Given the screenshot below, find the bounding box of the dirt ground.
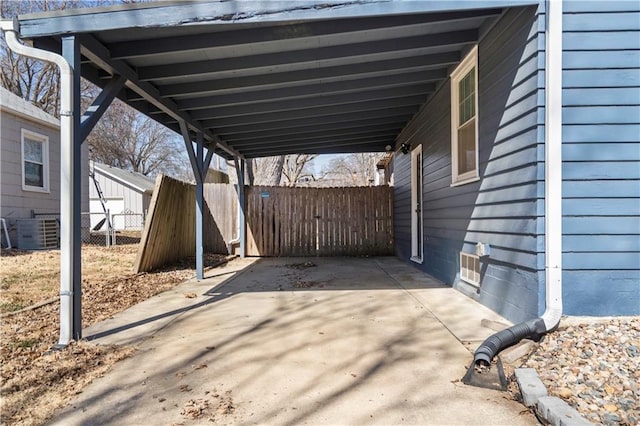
[0,244,228,426]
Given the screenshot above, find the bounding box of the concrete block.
[536,396,593,426]
[514,368,547,407]
[501,339,536,364]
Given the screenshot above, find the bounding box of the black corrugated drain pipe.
[462,318,549,390]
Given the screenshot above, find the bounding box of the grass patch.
[11,338,40,350]
[0,301,25,313]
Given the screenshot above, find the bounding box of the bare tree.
[321,153,382,186]
[1,1,65,116]
[86,99,187,177]
[249,155,285,186]
[282,154,317,186]
[0,1,122,116]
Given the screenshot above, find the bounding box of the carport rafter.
[195,96,428,129]
[220,118,408,141]
[157,53,456,98]
[177,70,445,112]
[244,143,390,158]
[137,30,478,81]
[240,137,396,157]
[225,125,404,146]
[201,107,419,135]
[169,85,435,120]
[109,9,500,60]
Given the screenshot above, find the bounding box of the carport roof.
[15,0,535,159]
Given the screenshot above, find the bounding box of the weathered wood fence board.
[203,183,238,254]
[246,186,393,257]
[136,180,393,270]
[135,175,195,272]
[135,176,238,272]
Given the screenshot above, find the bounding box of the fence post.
[105,208,111,247]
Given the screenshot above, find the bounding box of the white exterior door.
[411,145,423,263]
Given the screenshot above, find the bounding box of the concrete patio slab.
[50,257,535,425]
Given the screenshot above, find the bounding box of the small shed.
[89,162,155,231]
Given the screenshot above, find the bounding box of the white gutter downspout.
[226,208,241,255]
[541,0,563,330]
[1,19,75,346]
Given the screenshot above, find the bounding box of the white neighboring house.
[0,86,89,249]
[89,162,156,231]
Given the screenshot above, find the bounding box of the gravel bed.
[522,317,640,425]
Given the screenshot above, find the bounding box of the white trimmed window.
[450,46,479,185]
[21,129,49,192]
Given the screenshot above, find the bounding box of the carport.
[0,0,543,347]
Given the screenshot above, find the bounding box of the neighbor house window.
[21,129,49,192]
[450,46,479,185]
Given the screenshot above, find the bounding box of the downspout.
[226,159,242,254]
[1,19,75,346]
[226,207,241,255]
[468,0,563,369]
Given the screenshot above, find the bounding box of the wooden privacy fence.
[135,176,238,272]
[136,179,392,271]
[246,186,393,257]
[135,175,194,272]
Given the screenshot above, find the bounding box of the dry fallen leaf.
[0,245,229,426]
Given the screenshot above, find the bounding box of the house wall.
[1,108,89,243]
[394,6,544,323]
[561,1,640,315]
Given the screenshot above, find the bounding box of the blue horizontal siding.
[563,127,639,143]
[564,162,640,179]
[563,106,640,124]
[562,69,640,88]
[564,88,640,106]
[564,51,640,69]
[564,31,640,50]
[563,216,640,235]
[393,5,544,323]
[561,1,640,316]
[564,11,640,31]
[563,271,640,316]
[564,180,640,198]
[564,1,640,13]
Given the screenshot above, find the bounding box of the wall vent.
[16,218,59,250]
[460,252,481,286]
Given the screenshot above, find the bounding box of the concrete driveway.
[50,257,536,425]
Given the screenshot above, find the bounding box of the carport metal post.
[180,122,214,280]
[61,35,83,341]
[235,158,246,258]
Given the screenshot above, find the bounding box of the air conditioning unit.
[16,218,59,250]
